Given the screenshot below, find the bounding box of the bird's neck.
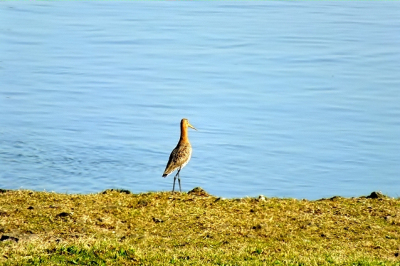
[179,124,189,143]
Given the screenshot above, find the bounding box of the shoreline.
[0,187,394,201]
[1,188,399,265]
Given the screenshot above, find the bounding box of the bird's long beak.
[188,123,197,131]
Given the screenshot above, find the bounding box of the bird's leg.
[176,168,182,192]
[172,172,178,193]
[178,172,182,192]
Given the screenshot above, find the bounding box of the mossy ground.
[0,188,399,265]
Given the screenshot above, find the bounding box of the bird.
[162,118,197,192]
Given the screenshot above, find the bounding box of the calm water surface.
[1,2,399,199]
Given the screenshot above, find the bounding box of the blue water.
[1,2,399,200]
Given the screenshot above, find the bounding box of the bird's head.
[181,118,197,131]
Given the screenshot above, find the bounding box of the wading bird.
[162,118,197,192]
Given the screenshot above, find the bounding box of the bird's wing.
[163,143,191,176]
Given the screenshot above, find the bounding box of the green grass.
[0,188,399,265]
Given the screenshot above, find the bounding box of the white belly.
[180,149,192,169]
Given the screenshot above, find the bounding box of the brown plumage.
[162,118,197,192]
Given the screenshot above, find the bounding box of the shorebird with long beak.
[162,118,197,192]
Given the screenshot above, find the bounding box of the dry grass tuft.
[0,189,399,265]
[187,187,210,197]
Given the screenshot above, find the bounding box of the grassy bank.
[0,188,399,265]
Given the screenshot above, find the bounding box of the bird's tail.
[162,173,168,178]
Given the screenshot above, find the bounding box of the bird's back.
[162,142,192,177]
